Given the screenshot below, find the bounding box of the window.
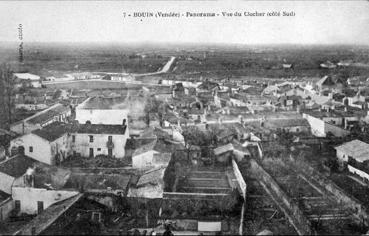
[15,200,20,213]
[37,201,44,214]
[97,148,101,151]
[72,135,75,142]
[89,135,94,143]
[29,146,33,153]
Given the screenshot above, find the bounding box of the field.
[171,45,369,80]
[0,42,170,75]
[1,42,369,81]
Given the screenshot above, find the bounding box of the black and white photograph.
[0,0,369,235]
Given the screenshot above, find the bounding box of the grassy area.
[62,155,131,168]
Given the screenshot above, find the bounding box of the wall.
[303,113,325,137]
[52,134,73,163]
[9,133,53,165]
[322,117,343,126]
[348,165,369,181]
[0,172,15,194]
[75,109,129,125]
[324,122,350,137]
[336,150,348,163]
[12,187,79,215]
[303,113,350,137]
[0,198,14,221]
[232,159,247,200]
[250,159,311,235]
[132,150,158,169]
[285,126,310,133]
[15,104,48,111]
[72,133,127,158]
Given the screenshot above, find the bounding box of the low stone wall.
[0,198,14,221]
[250,159,311,235]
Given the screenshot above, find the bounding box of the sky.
[0,1,368,45]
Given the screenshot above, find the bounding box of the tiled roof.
[32,122,70,142]
[136,167,165,187]
[32,122,127,142]
[78,96,128,109]
[18,194,83,235]
[214,143,234,155]
[0,155,37,178]
[27,103,70,125]
[75,124,127,135]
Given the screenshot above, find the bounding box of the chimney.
[25,167,35,187]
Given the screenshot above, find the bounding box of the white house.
[75,96,129,126]
[71,123,129,158]
[11,163,79,215]
[10,121,130,164]
[9,123,71,165]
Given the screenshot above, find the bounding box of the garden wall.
[250,159,311,235]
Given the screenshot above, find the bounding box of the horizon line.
[1,40,369,47]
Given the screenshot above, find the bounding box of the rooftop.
[77,96,128,110]
[32,122,70,142]
[13,73,40,81]
[13,162,71,190]
[17,194,83,235]
[264,118,310,128]
[31,122,128,142]
[335,139,369,162]
[0,155,37,178]
[25,103,70,125]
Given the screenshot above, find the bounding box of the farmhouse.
[9,121,130,165]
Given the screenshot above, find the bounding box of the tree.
[182,126,207,161]
[0,64,15,130]
[144,97,165,126]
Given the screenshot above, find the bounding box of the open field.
[2,43,369,80]
[0,42,170,74]
[171,44,369,80]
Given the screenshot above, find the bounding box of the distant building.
[13,73,42,88]
[335,139,369,165]
[315,75,345,92]
[335,140,369,182]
